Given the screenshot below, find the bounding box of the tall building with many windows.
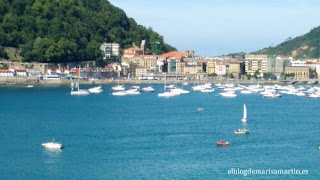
[245,55,268,76]
[100,43,120,60]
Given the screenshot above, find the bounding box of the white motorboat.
[295,92,306,96]
[240,90,253,94]
[42,138,64,149]
[263,93,281,98]
[131,86,140,90]
[171,88,190,94]
[88,86,103,93]
[140,86,154,92]
[71,89,90,95]
[241,104,247,123]
[165,84,175,89]
[200,88,215,93]
[27,85,34,88]
[183,82,189,86]
[112,91,127,96]
[126,89,140,95]
[158,92,175,97]
[309,94,319,98]
[219,92,237,97]
[192,84,212,91]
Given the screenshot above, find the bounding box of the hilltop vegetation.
[0,0,176,63]
[255,26,320,59]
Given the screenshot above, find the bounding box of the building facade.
[206,60,216,74]
[245,55,268,75]
[100,43,120,60]
[285,66,311,79]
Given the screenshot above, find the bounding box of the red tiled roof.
[160,51,185,59]
[14,67,26,71]
[0,69,11,72]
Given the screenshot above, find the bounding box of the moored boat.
[42,138,64,149]
[216,141,231,146]
[234,128,250,135]
[140,86,154,92]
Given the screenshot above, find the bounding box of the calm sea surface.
[0,84,319,179]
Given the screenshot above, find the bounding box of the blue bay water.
[0,85,319,179]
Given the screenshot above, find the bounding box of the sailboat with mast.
[71,66,90,95]
[158,73,175,97]
[241,104,247,123]
[112,79,125,91]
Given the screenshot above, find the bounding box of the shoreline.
[0,77,318,86]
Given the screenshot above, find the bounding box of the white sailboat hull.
[71,89,90,95]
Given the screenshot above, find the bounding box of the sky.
[108,0,320,57]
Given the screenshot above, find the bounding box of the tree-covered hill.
[254,26,320,59]
[0,0,176,63]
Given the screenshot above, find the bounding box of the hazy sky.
[108,0,320,56]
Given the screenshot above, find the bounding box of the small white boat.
[240,90,253,94]
[171,88,190,94]
[241,104,247,123]
[126,89,140,95]
[309,94,319,98]
[183,82,189,86]
[140,86,154,92]
[263,93,281,98]
[112,80,125,91]
[158,92,175,97]
[27,85,34,88]
[112,91,127,96]
[71,89,90,95]
[200,88,215,93]
[165,84,175,89]
[88,86,103,93]
[295,92,306,96]
[42,138,64,149]
[131,86,140,90]
[234,128,250,135]
[112,85,125,91]
[219,92,237,97]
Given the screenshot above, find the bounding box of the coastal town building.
[215,61,226,75]
[226,61,243,77]
[285,66,311,79]
[136,66,147,78]
[245,55,268,76]
[27,69,41,77]
[0,69,14,76]
[206,60,216,74]
[14,67,27,76]
[267,56,292,76]
[100,43,120,60]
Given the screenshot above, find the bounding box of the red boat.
[216,141,231,146]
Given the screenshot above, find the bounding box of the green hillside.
[255,26,320,59]
[0,0,176,63]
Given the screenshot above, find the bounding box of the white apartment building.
[245,55,268,76]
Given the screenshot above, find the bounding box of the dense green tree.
[0,0,176,62]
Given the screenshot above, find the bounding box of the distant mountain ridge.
[254,26,320,59]
[0,0,176,63]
